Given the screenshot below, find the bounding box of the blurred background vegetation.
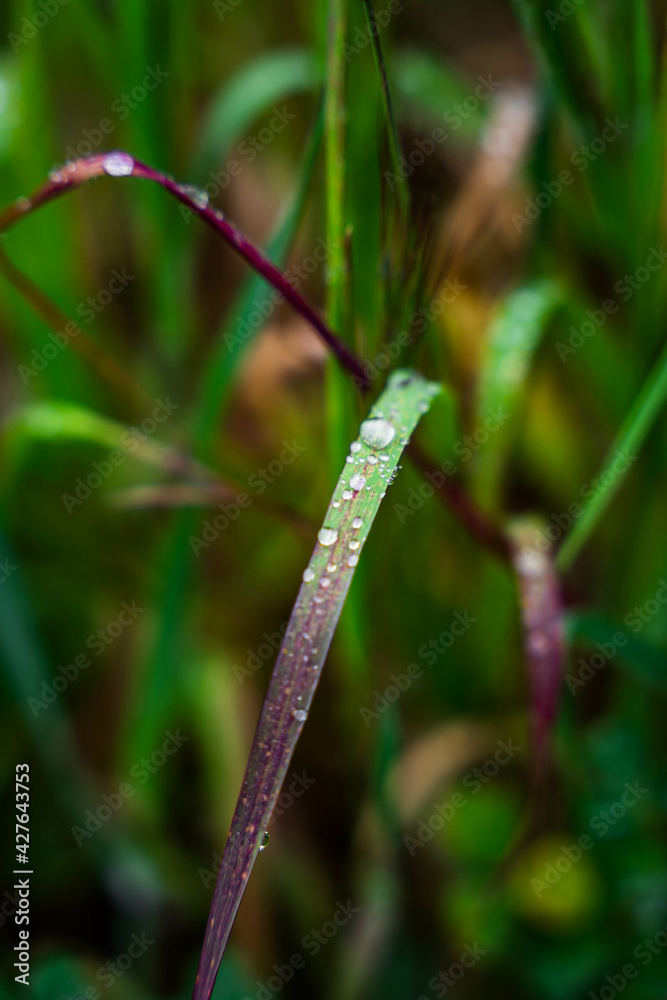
[0,0,666,997]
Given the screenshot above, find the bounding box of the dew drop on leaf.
[359,418,395,450]
[318,527,338,547]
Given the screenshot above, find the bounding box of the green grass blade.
[557,338,667,571]
[474,280,562,508]
[361,0,409,225]
[192,49,320,179]
[324,0,352,476]
[192,369,440,1000]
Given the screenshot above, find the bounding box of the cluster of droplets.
[301,413,414,595]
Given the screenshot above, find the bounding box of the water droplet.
[313,594,324,604]
[350,441,361,453]
[259,831,270,852]
[349,474,366,491]
[349,540,360,551]
[326,562,337,573]
[368,455,378,465]
[192,187,209,209]
[360,418,395,450]
[101,152,135,177]
[379,491,386,499]
[318,527,338,547]
[342,490,353,500]
[345,455,354,463]
[347,554,359,568]
[333,501,341,508]
[352,517,363,529]
[379,453,389,462]
[302,567,315,582]
[320,577,330,588]
[294,708,308,722]
[49,167,65,184]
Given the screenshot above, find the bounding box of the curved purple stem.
[0,152,370,389]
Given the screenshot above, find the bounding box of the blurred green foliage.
[0,1,666,998]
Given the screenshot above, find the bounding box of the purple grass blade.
[0,152,369,389]
[192,369,440,1000]
[509,520,566,780]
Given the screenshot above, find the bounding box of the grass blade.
[474,281,562,508]
[556,338,667,571]
[510,520,565,780]
[192,48,320,179]
[0,153,369,388]
[192,368,440,1000]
